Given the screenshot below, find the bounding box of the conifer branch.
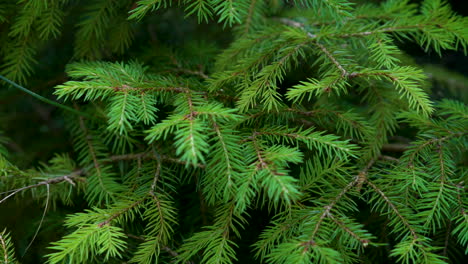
[149,156,161,195]
[251,132,268,170]
[328,214,370,247]
[109,151,206,168]
[443,220,452,257]
[167,54,209,79]
[406,131,466,167]
[382,143,409,152]
[0,229,17,264]
[243,0,258,35]
[1,1,467,262]
[277,18,317,38]
[314,42,348,77]
[78,115,109,195]
[366,180,419,241]
[0,233,8,264]
[98,198,146,227]
[23,183,50,255]
[127,233,194,263]
[454,181,466,216]
[0,169,84,204]
[309,177,359,241]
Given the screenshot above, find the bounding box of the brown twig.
[367,180,419,241]
[0,169,84,204]
[382,143,409,152]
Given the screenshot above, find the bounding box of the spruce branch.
[109,152,206,168]
[0,232,8,264]
[309,176,359,242]
[328,214,370,247]
[406,131,466,168]
[443,220,452,257]
[382,143,409,152]
[128,233,191,262]
[98,198,146,227]
[78,115,111,198]
[149,154,161,195]
[367,180,419,241]
[314,42,348,77]
[1,1,467,262]
[0,169,84,205]
[0,229,17,264]
[242,0,259,35]
[167,53,209,79]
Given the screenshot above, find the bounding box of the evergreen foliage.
[0,0,467,263]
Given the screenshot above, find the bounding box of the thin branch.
[379,155,400,163]
[454,181,466,215]
[328,214,370,247]
[0,74,96,120]
[366,180,419,241]
[78,114,110,195]
[277,18,317,38]
[150,150,162,195]
[173,67,209,79]
[407,132,465,167]
[0,231,9,264]
[167,53,209,79]
[251,132,268,170]
[0,170,84,204]
[309,177,359,241]
[109,152,205,169]
[126,234,194,264]
[113,85,191,94]
[333,24,434,38]
[356,159,376,192]
[382,143,409,152]
[243,0,258,35]
[23,184,50,256]
[306,160,375,250]
[162,245,181,258]
[443,220,452,257]
[278,18,348,77]
[314,42,348,77]
[98,198,146,227]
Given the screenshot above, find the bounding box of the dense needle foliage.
[0,0,467,263]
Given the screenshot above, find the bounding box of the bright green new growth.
[0,0,467,263]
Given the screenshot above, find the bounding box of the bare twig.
[379,155,400,162]
[22,184,50,256]
[381,143,408,152]
[0,170,84,205]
